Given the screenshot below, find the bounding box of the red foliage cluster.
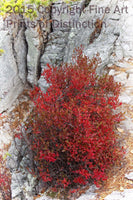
[28,47,123,190]
[0,154,11,200]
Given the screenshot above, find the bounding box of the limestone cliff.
[0,0,132,113]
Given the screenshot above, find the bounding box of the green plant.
[0,49,4,56]
[0,0,81,18]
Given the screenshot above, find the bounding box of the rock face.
[0,0,133,112]
[35,185,97,200]
[0,0,133,199]
[105,189,133,200]
[25,9,51,86]
[0,16,27,113]
[38,0,133,88]
[7,134,39,200]
[0,10,51,112]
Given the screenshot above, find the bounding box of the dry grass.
[95,131,133,200]
[95,63,133,199]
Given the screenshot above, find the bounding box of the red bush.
[0,154,11,200]
[28,47,123,191]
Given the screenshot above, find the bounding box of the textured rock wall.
[0,0,133,199]
[0,15,27,113]
[0,9,51,112]
[0,0,132,112]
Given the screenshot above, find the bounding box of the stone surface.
[0,0,133,112]
[125,172,133,180]
[0,17,26,113]
[38,30,69,91]
[0,0,133,199]
[25,27,43,85]
[114,72,127,84]
[77,185,97,200]
[35,185,97,200]
[51,0,86,32]
[25,13,50,86]
[63,0,119,64]
[105,189,133,200]
[7,136,38,200]
[119,93,132,104]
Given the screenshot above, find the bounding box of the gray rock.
[14,29,27,84]
[38,31,69,90]
[11,171,26,199]
[105,189,133,200]
[77,185,97,200]
[0,15,28,113]
[25,27,42,85]
[7,136,38,200]
[63,0,133,69]
[119,94,132,104]
[7,137,28,170]
[121,117,133,132]
[114,72,127,84]
[38,0,87,90]
[125,74,133,87]
[25,7,51,86]
[63,0,119,64]
[0,29,24,113]
[109,69,116,76]
[51,0,86,32]
[125,172,133,180]
[11,170,37,200]
[35,185,97,200]
[1,0,133,199]
[36,194,56,200]
[115,43,124,60]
